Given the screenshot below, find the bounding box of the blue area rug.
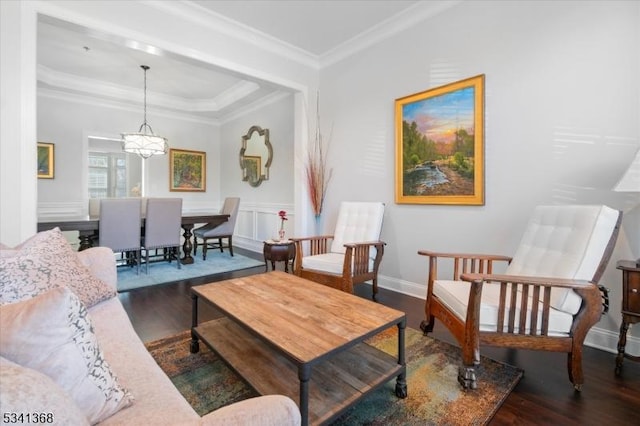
[117,252,264,292]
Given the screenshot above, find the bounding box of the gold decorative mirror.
[239,125,272,187]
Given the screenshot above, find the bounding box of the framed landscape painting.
[242,155,261,184]
[37,142,54,179]
[395,75,485,205]
[169,148,206,192]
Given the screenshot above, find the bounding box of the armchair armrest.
[459,272,602,337]
[418,250,512,289]
[461,273,594,289]
[291,235,334,273]
[342,240,386,277]
[343,240,386,249]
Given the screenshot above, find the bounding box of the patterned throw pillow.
[0,228,115,307]
[0,287,134,424]
[0,356,90,426]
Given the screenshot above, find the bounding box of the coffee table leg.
[190,294,200,353]
[395,320,408,398]
[298,365,311,426]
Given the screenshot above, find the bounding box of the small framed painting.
[169,148,206,192]
[395,75,485,205]
[37,142,55,179]
[243,155,261,185]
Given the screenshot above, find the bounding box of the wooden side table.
[263,240,296,273]
[615,260,640,375]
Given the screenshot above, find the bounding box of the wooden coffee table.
[190,271,407,426]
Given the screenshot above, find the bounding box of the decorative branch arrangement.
[305,93,333,217]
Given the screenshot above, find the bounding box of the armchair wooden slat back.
[419,205,622,391]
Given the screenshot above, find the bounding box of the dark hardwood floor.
[119,248,639,425]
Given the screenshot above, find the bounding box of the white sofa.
[0,234,301,425]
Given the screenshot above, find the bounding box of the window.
[88,137,142,199]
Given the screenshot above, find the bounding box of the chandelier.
[121,65,168,159]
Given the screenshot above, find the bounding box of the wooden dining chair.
[142,198,183,274]
[98,198,142,274]
[419,205,622,391]
[194,197,240,259]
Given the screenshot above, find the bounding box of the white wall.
[0,0,37,245]
[220,94,295,205]
[1,0,638,353]
[0,0,318,246]
[37,94,221,215]
[220,93,296,250]
[318,0,640,350]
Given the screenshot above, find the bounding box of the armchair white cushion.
[420,204,622,391]
[329,202,385,255]
[294,202,385,299]
[504,205,621,314]
[434,205,621,336]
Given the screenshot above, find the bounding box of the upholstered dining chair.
[98,198,142,274]
[292,201,386,300]
[90,197,147,217]
[142,198,183,274]
[419,205,622,391]
[194,197,240,259]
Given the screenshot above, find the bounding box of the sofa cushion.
[0,228,115,308]
[434,279,574,336]
[0,356,90,426]
[0,287,133,424]
[89,298,200,425]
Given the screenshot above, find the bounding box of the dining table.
[37,213,229,265]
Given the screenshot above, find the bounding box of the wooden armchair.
[419,205,622,391]
[292,202,385,300]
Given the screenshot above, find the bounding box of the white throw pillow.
[0,356,90,426]
[0,287,133,424]
[0,228,115,307]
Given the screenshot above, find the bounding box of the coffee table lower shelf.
[192,317,404,425]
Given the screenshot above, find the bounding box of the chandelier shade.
[122,65,168,159]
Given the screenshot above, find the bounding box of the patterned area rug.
[117,252,263,292]
[146,328,523,425]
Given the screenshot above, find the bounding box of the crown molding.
[39,85,292,127]
[145,0,320,69]
[213,80,262,110]
[38,87,220,126]
[220,90,292,124]
[320,0,462,67]
[154,0,461,70]
[37,65,260,113]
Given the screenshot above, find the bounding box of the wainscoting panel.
[234,202,294,253]
[37,201,85,218]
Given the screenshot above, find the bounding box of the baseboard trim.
[377,273,640,355]
[585,325,640,355]
[232,249,638,356]
[378,274,426,300]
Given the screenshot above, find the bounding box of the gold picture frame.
[395,75,485,205]
[242,155,261,185]
[169,148,206,192]
[37,142,55,179]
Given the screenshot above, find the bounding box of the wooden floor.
[119,248,639,425]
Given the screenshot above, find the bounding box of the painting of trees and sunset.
[395,75,484,205]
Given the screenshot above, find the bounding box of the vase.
[278,227,285,241]
[314,214,323,235]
